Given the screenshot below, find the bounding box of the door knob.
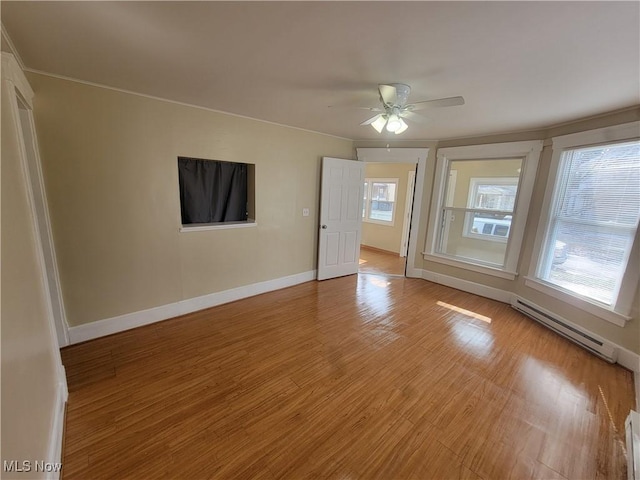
[321,225,328,229]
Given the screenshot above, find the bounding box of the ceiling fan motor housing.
[383,83,411,107]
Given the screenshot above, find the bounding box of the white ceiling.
[2,1,639,141]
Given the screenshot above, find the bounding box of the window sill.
[422,253,517,280]
[523,277,630,327]
[462,232,508,244]
[363,218,395,227]
[180,220,257,232]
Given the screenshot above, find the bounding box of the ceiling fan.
[360,84,465,134]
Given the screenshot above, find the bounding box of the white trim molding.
[68,270,317,344]
[2,53,70,347]
[1,52,33,102]
[362,177,399,227]
[425,140,543,276]
[1,22,26,70]
[45,369,67,480]
[180,220,257,232]
[418,268,513,303]
[524,277,630,327]
[551,121,640,150]
[422,253,517,280]
[617,347,640,375]
[3,53,69,478]
[636,372,640,412]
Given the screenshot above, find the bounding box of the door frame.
[3,53,70,347]
[400,170,416,257]
[356,148,429,278]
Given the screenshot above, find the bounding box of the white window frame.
[363,177,399,226]
[525,121,640,326]
[462,177,520,243]
[424,141,542,280]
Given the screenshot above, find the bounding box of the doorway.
[359,162,416,276]
[13,86,69,346]
[356,145,429,278]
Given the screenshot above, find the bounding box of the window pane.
[437,159,523,265]
[538,140,640,305]
[446,159,522,208]
[469,212,512,239]
[543,220,635,304]
[368,181,396,222]
[371,182,396,202]
[473,184,518,210]
[437,209,508,267]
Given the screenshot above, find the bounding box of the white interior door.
[317,157,365,281]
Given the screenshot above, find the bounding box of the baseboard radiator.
[511,296,617,363]
[627,411,640,480]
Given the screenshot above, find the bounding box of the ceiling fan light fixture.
[394,118,408,134]
[386,114,402,132]
[371,115,388,133]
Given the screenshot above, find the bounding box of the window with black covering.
[178,157,249,225]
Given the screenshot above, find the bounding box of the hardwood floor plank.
[60,275,635,479]
[358,246,406,276]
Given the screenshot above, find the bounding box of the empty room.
[2,2,639,479]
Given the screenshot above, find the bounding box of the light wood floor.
[60,275,635,479]
[359,245,406,276]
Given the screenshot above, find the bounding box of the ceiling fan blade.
[360,114,384,126]
[328,105,384,112]
[378,84,398,106]
[401,111,429,124]
[408,96,465,111]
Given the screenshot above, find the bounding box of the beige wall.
[27,73,354,326]
[361,162,415,254]
[1,63,64,476]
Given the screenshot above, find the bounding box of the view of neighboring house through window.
[464,177,519,242]
[534,140,640,307]
[362,178,398,225]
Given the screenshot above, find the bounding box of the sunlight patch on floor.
[436,301,492,323]
[368,276,391,288]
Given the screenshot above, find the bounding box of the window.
[531,135,640,316]
[362,178,398,225]
[463,177,519,242]
[178,157,256,231]
[424,141,542,279]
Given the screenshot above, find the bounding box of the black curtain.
[178,157,248,224]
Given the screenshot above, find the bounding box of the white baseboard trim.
[618,347,640,374]
[419,268,512,303]
[68,270,317,344]
[417,268,640,377]
[46,366,67,480]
